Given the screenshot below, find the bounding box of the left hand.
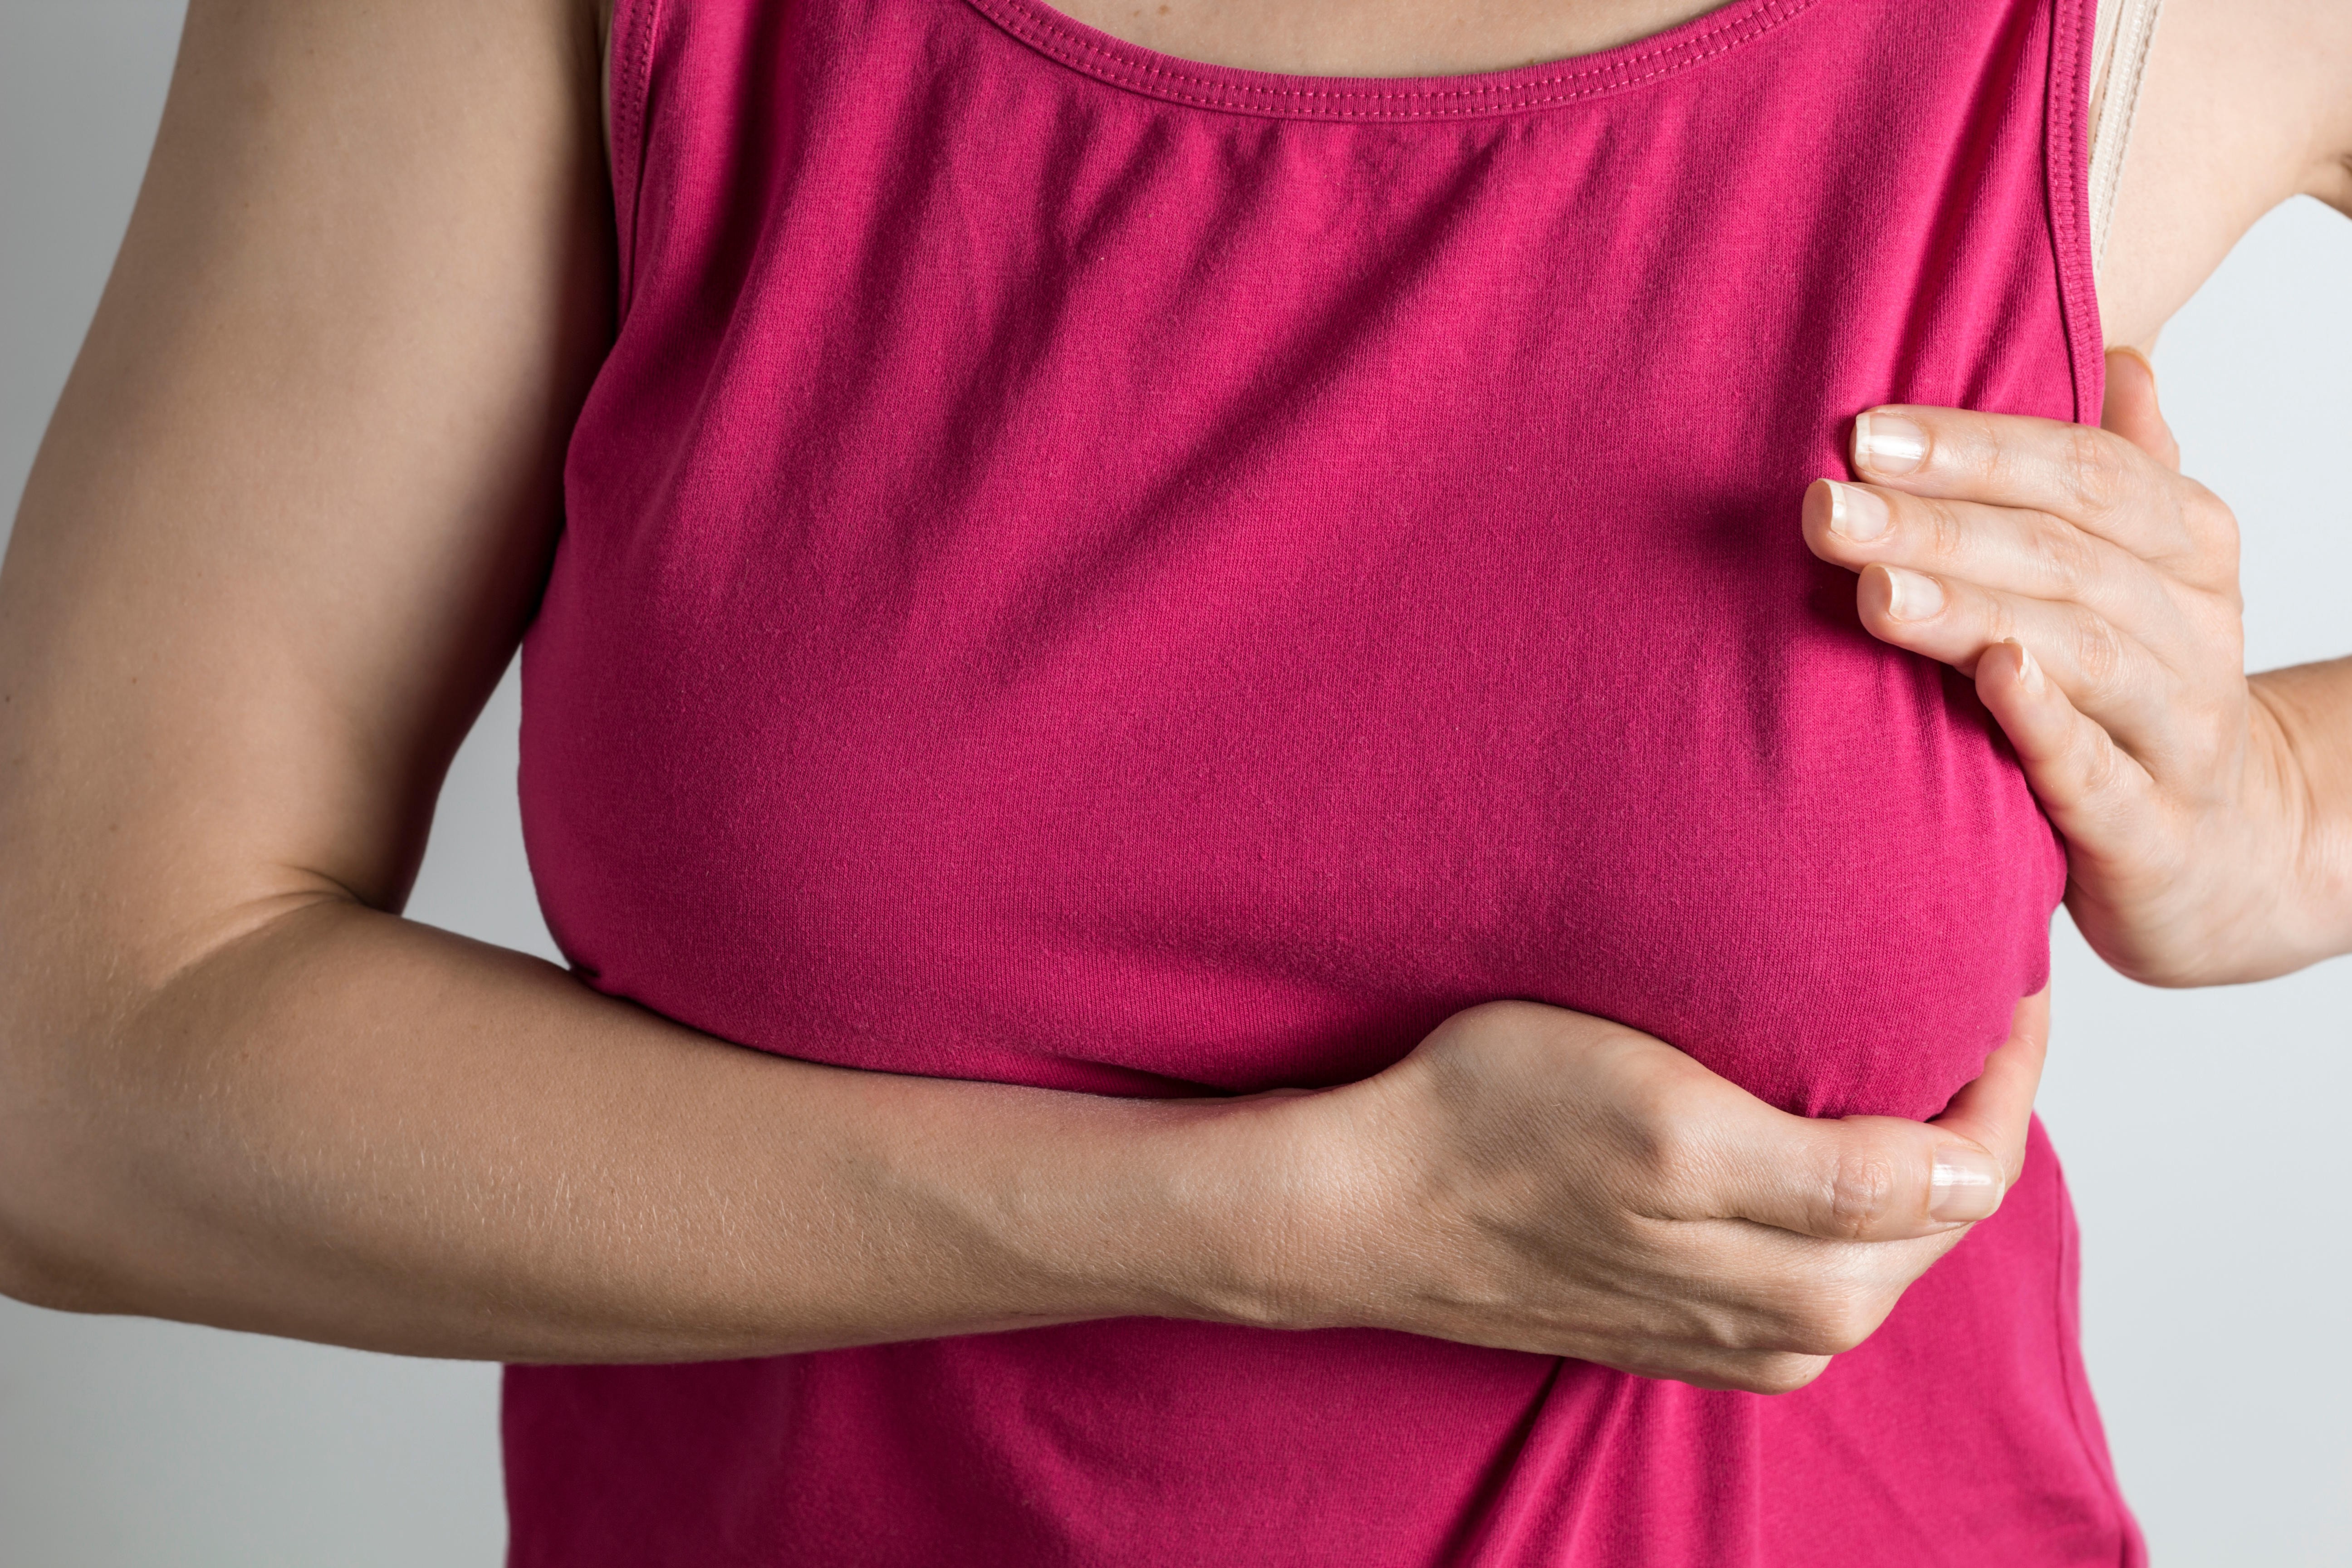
[1801,347,2314,986]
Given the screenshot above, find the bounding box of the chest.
[527,0,2080,1115]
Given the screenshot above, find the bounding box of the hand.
[1801,350,2320,985]
[1276,991,2045,1394]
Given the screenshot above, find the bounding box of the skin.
[0,0,2345,1399]
[1805,362,2352,985]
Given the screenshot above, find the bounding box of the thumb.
[1715,988,2048,1242]
[1927,984,2048,1192]
[2102,346,2181,471]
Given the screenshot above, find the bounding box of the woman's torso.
[510,0,2137,1558]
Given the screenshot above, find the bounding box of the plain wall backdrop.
[3,1,2348,1563]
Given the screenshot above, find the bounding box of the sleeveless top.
[509,0,2145,1559]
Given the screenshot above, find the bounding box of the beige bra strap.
[2087,0,2165,275]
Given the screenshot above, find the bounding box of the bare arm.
[0,0,1300,1363]
[2099,0,2352,971]
[2249,655,2352,961]
[0,0,2030,1386]
[2108,0,2352,940]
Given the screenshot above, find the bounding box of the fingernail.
[2008,638,2044,696]
[1930,1147,2004,1222]
[1826,481,1890,543]
[1881,566,1945,621]
[1854,412,1929,477]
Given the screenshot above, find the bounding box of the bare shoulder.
[2097,0,2352,347]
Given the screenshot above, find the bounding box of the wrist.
[2247,665,2352,967]
[1147,1079,1410,1337]
[1167,1089,1362,1334]
[2073,669,2350,986]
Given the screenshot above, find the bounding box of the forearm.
[2251,655,2352,967]
[0,900,1302,1362]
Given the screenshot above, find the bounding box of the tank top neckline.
[956,0,1821,120]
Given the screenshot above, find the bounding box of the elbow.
[0,990,129,1317]
[0,1225,100,1316]
[0,1104,97,1316]
[0,864,270,1323]
[0,1072,115,1316]
[0,1122,134,1318]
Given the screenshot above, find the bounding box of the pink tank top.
[509,0,2142,1558]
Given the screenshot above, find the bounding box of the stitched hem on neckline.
[959,0,1819,120]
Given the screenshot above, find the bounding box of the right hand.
[1279,989,2046,1393]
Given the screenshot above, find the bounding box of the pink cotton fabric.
[508,0,2143,1559]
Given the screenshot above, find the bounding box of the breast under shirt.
[509,0,2145,1558]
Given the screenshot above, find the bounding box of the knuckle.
[2030,516,2101,603]
[2070,721,2127,799]
[1816,1145,1901,1241]
[1980,596,2022,646]
[1579,1066,1693,1200]
[1914,496,1965,562]
[2059,426,2132,520]
[2068,611,2130,701]
[1790,1286,1881,1357]
[1629,1108,1717,1206]
[2180,482,2234,538]
[1754,1263,1898,1359]
[1735,1354,1834,1396]
[2180,487,2242,577]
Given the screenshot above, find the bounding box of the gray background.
[3,1,2347,1562]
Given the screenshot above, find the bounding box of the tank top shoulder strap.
[607,0,669,314]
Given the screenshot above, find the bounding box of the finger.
[1850,404,2191,563]
[1852,562,2176,755]
[1697,1101,2014,1245]
[1699,1223,1969,1361]
[2101,347,2180,472]
[1591,1202,1957,1372]
[1758,990,2050,1239]
[1929,986,2048,1189]
[1803,478,2172,625]
[1605,1345,1835,1397]
[1971,638,2162,852]
[1701,989,2052,1242]
[1672,1353,1834,1397]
